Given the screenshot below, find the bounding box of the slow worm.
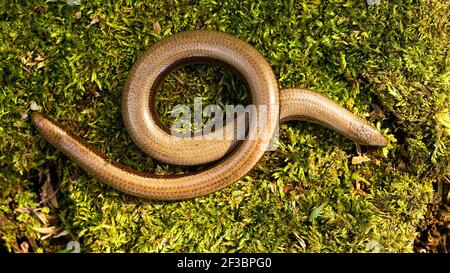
[32,30,387,200]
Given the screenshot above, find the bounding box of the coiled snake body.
[32,30,387,200]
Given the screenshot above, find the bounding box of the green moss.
[0,0,448,252]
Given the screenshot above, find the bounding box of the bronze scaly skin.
[32,30,387,200]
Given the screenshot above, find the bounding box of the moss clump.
[0,0,448,252]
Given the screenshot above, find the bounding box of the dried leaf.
[87,16,101,28]
[33,211,49,226]
[20,241,29,253]
[268,183,277,194]
[53,230,71,238]
[29,100,39,111]
[40,168,59,208]
[293,232,306,249]
[444,173,450,184]
[371,103,385,119]
[33,226,63,240]
[74,11,82,19]
[33,226,60,234]
[153,22,161,34]
[15,207,30,213]
[15,206,49,226]
[34,55,45,62]
[352,155,371,165]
